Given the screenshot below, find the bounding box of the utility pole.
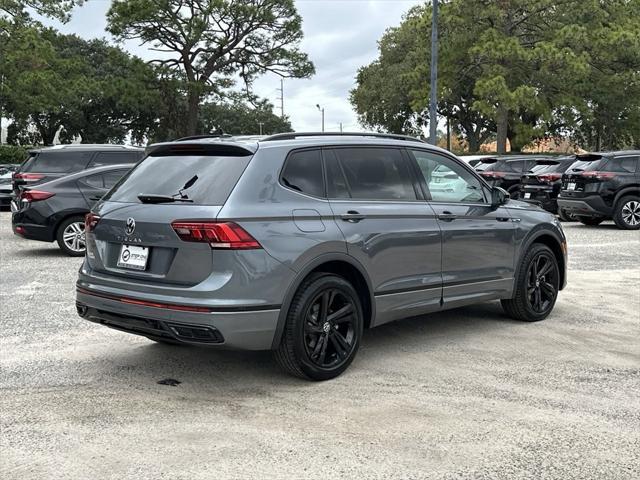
[258,122,264,135]
[429,0,439,145]
[316,104,325,132]
[446,116,451,151]
[339,122,343,133]
[0,73,4,145]
[277,78,284,118]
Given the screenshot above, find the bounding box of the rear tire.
[613,196,640,230]
[274,273,363,381]
[501,244,560,322]
[577,216,604,226]
[56,215,86,256]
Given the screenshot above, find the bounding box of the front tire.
[274,273,363,381]
[558,208,576,222]
[577,216,604,226]
[501,244,560,322]
[56,215,86,256]
[613,196,640,230]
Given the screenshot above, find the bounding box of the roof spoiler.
[146,142,255,157]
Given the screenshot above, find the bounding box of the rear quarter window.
[23,151,91,173]
[103,154,251,205]
[603,157,639,173]
[280,149,324,197]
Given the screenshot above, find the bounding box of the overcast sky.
[40,0,423,133]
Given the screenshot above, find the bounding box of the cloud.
[37,0,422,132]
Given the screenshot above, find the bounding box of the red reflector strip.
[76,287,211,313]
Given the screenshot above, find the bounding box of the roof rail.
[175,134,234,142]
[261,132,426,143]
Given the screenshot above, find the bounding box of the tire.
[274,273,363,381]
[577,216,604,226]
[558,208,576,222]
[56,215,87,256]
[501,243,560,322]
[613,195,640,230]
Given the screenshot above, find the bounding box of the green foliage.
[0,0,83,23]
[107,0,314,135]
[351,0,640,152]
[199,96,292,136]
[0,144,29,164]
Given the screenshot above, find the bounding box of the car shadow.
[97,301,517,391]
[13,247,69,258]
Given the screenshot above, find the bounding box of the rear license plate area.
[117,244,149,271]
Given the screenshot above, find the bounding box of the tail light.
[581,171,615,180]
[537,173,562,183]
[85,212,101,232]
[14,172,44,181]
[171,221,261,249]
[20,189,55,202]
[481,171,506,179]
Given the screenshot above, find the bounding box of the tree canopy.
[106,0,314,136]
[351,0,640,152]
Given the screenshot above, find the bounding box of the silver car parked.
[76,133,568,380]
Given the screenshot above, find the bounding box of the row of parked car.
[3,143,639,260]
[462,152,640,229]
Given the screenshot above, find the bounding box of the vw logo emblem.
[125,217,136,235]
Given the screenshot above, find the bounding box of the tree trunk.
[496,106,509,154]
[186,89,200,137]
[467,132,480,153]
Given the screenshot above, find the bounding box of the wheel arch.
[516,229,567,291]
[270,253,375,349]
[613,186,640,208]
[51,209,89,238]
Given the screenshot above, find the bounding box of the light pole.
[429,0,439,145]
[316,104,325,132]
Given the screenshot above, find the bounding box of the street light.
[316,104,325,132]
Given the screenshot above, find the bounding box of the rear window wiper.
[137,194,194,204]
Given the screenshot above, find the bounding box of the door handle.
[496,216,510,222]
[89,196,103,201]
[438,211,457,222]
[340,210,366,223]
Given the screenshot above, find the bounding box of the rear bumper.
[76,287,280,350]
[557,195,612,217]
[0,192,12,207]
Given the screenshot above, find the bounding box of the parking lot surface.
[1,211,639,479]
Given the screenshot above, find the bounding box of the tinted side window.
[410,150,486,203]
[281,149,324,197]
[325,150,350,199]
[604,157,638,173]
[87,151,141,168]
[27,152,91,173]
[103,169,130,189]
[332,148,416,200]
[79,174,105,188]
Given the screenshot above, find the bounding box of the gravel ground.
[1,211,639,480]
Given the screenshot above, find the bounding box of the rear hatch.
[86,143,254,286]
[12,150,92,194]
[561,155,607,196]
[521,160,572,201]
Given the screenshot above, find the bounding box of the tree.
[199,95,291,135]
[0,0,83,23]
[107,0,314,136]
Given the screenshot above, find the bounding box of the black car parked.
[12,144,143,201]
[476,155,553,199]
[520,156,577,220]
[12,164,132,255]
[557,151,640,229]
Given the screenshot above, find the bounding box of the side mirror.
[491,187,510,207]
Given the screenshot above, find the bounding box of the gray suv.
[76,133,567,380]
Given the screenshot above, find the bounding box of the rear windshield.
[483,159,525,173]
[528,161,572,174]
[21,151,91,173]
[475,160,497,171]
[566,157,606,173]
[103,155,251,205]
